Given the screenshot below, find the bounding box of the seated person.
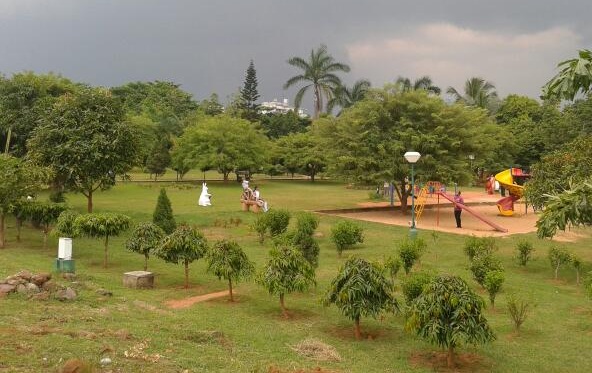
[253,186,269,212]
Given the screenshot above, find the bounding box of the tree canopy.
[27,87,139,212]
[542,49,592,101]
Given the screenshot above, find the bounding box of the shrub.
[153,188,176,234]
[483,270,505,307]
[126,222,165,271]
[295,212,319,236]
[469,253,503,287]
[398,238,427,275]
[548,246,571,280]
[292,231,320,268]
[252,214,268,244]
[463,236,497,261]
[330,220,364,256]
[402,272,433,304]
[266,209,291,237]
[207,240,255,301]
[515,239,535,266]
[384,256,402,280]
[571,255,583,285]
[507,293,531,332]
[53,210,79,238]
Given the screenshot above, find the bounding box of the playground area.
[323,191,539,237]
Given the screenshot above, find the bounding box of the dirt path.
[165,290,230,309]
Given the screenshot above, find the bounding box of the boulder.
[0,283,16,295]
[25,282,40,293]
[15,270,33,281]
[16,284,27,294]
[55,287,77,301]
[41,280,58,292]
[31,273,52,286]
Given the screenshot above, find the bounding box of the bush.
[384,256,402,280]
[398,238,427,275]
[515,239,535,266]
[330,220,364,256]
[483,270,505,307]
[53,210,80,238]
[469,253,503,287]
[252,214,268,244]
[402,272,433,304]
[295,212,319,236]
[548,246,572,280]
[463,236,497,261]
[507,293,531,332]
[266,209,291,237]
[292,231,320,268]
[153,188,176,234]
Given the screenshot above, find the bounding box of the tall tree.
[259,111,311,139]
[446,77,499,112]
[172,115,268,181]
[240,60,260,121]
[28,87,139,212]
[207,240,255,302]
[395,76,441,94]
[542,49,592,101]
[284,45,350,119]
[0,72,77,156]
[314,90,511,212]
[199,93,224,116]
[272,131,326,181]
[327,79,372,114]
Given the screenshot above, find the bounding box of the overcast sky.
[1,0,590,112]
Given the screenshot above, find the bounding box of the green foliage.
[548,246,572,280]
[73,212,131,268]
[446,77,499,113]
[153,188,176,234]
[53,210,79,238]
[542,49,592,101]
[469,253,503,287]
[252,214,268,244]
[125,222,165,270]
[266,209,291,237]
[463,235,498,261]
[259,111,310,139]
[384,256,402,280]
[272,131,327,181]
[155,225,209,288]
[398,238,427,274]
[323,257,398,339]
[536,178,592,238]
[401,272,433,304]
[295,212,319,236]
[507,293,532,332]
[406,275,495,367]
[571,255,583,285]
[21,201,68,248]
[240,60,260,121]
[27,86,139,212]
[145,137,171,178]
[207,240,255,301]
[284,44,350,118]
[527,136,592,212]
[172,115,268,181]
[257,245,316,315]
[483,270,505,307]
[327,79,372,114]
[330,220,364,256]
[290,213,320,267]
[516,239,535,266]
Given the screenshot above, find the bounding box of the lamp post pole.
[404,151,421,239]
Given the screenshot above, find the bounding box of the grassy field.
[1,180,591,372]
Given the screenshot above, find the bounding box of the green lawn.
[1,180,591,372]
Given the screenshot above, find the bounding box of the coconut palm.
[395,76,441,94]
[327,79,371,114]
[446,77,499,111]
[284,45,350,119]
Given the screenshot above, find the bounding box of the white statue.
[198,182,212,206]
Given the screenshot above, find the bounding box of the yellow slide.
[494,168,526,216]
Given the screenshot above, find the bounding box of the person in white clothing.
[253,186,268,212]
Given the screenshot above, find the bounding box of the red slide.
[438,192,508,233]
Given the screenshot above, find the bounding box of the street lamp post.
[404,151,421,239]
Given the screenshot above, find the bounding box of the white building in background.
[259,98,308,118]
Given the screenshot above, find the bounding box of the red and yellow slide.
[494,168,528,216]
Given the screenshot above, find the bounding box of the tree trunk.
[87,190,93,213]
[103,235,109,268]
[555,264,559,280]
[43,227,48,250]
[184,259,189,289]
[0,213,5,248]
[279,293,288,317]
[313,84,322,119]
[228,278,234,302]
[223,172,229,182]
[310,170,316,182]
[354,317,361,340]
[144,255,148,271]
[447,345,455,368]
[16,218,22,242]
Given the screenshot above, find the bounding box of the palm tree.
[395,76,441,94]
[446,77,498,111]
[284,45,350,119]
[327,79,371,114]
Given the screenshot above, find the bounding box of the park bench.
[240,199,261,212]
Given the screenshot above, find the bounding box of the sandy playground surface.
[322,191,584,239]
